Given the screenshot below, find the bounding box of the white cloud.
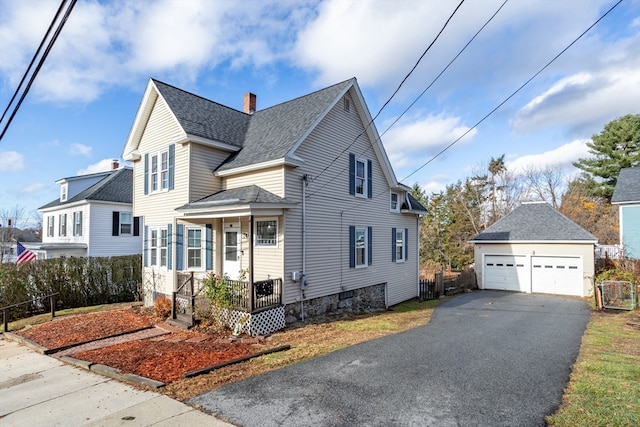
[383,113,477,170]
[511,67,640,134]
[0,151,25,172]
[76,158,118,175]
[506,139,590,175]
[22,182,47,194]
[68,143,92,157]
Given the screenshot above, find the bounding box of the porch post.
[249,214,255,312]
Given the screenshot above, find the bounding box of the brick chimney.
[111,159,120,170]
[244,93,256,114]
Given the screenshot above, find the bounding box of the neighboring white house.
[470,202,597,297]
[36,164,142,259]
[122,77,426,333]
[0,226,40,263]
[611,167,640,259]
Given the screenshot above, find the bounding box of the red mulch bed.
[14,308,261,384]
[72,333,256,383]
[16,309,154,349]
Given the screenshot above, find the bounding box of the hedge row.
[0,255,142,320]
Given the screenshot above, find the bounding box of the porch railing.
[225,278,283,313]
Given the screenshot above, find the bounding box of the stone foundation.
[285,283,387,323]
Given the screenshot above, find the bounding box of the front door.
[224,230,240,280]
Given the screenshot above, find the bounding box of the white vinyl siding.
[189,143,228,201]
[224,166,285,197]
[87,203,142,257]
[134,96,188,296]
[283,92,419,307]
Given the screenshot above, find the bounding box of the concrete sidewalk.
[0,338,235,427]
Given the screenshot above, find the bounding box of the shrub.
[596,268,638,284]
[153,295,172,320]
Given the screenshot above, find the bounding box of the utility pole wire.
[400,0,624,183]
[322,0,623,215]
[308,0,466,196]
[0,0,78,142]
[0,1,68,125]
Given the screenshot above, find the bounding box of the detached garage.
[471,202,597,297]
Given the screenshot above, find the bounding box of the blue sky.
[1,0,639,227]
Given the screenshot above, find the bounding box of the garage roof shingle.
[471,202,597,242]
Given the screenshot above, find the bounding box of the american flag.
[16,242,36,264]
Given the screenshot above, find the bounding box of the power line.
[0,0,77,142]
[400,0,624,183]
[334,0,624,214]
[308,0,466,196]
[0,1,68,125]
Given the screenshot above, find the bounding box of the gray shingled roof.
[152,80,248,148]
[152,78,353,172]
[39,168,133,210]
[611,167,640,203]
[217,79,353,171]
[403,193,427,213]
[471,202,597,242]
[177,185,297,211]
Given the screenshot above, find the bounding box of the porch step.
[167,317,193,329]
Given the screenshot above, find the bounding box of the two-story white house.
[122,78,426,334]
[37,163,142,259]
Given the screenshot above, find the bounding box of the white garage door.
[531,256,583,296]
[484,255,528,292]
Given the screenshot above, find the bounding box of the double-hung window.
[159,228,168,267]
[392,227,408,263]
[390,193,399,212]
[350,226,372,268]
[47,216,54,237]
[256,219,277,246]
[150,229,158,266]
[59,214,67,237]
[355,227,367,266]
[144,145,174,195]
[148,227,168,268]
[349,153,372,198]
[355,159,366,197]
[150,151,169,193]
[73,212,82,236]
[395,229,406,262]
[60,184,67,202]
[187,228,203,269]
[120,212,132,235]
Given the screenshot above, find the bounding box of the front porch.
[172,272,286,336]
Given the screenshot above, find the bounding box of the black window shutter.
[143,225,149,267]
[349,225,355,268]
[391,228,397,262]
[367,226,373,265]
[133,217,140,236]
[348,153,355,195]
[112,212,120,236]
[405,227,409,259]
[144,154,149,195]
[367,160,372,198]
[168,144,175,190]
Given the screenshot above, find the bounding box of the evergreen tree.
[573,114,640,199]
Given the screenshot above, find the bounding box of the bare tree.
[0,205,29,263]
[521,165,566,208]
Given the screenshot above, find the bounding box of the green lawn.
[547,309,640,427]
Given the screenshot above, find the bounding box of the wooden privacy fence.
[420,271,478,300]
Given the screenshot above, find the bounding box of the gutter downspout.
[301,174,309,320]
[249,214,254,313]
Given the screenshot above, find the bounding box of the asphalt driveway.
[190,291,591,427]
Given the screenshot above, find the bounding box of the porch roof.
[176,185,297,215]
